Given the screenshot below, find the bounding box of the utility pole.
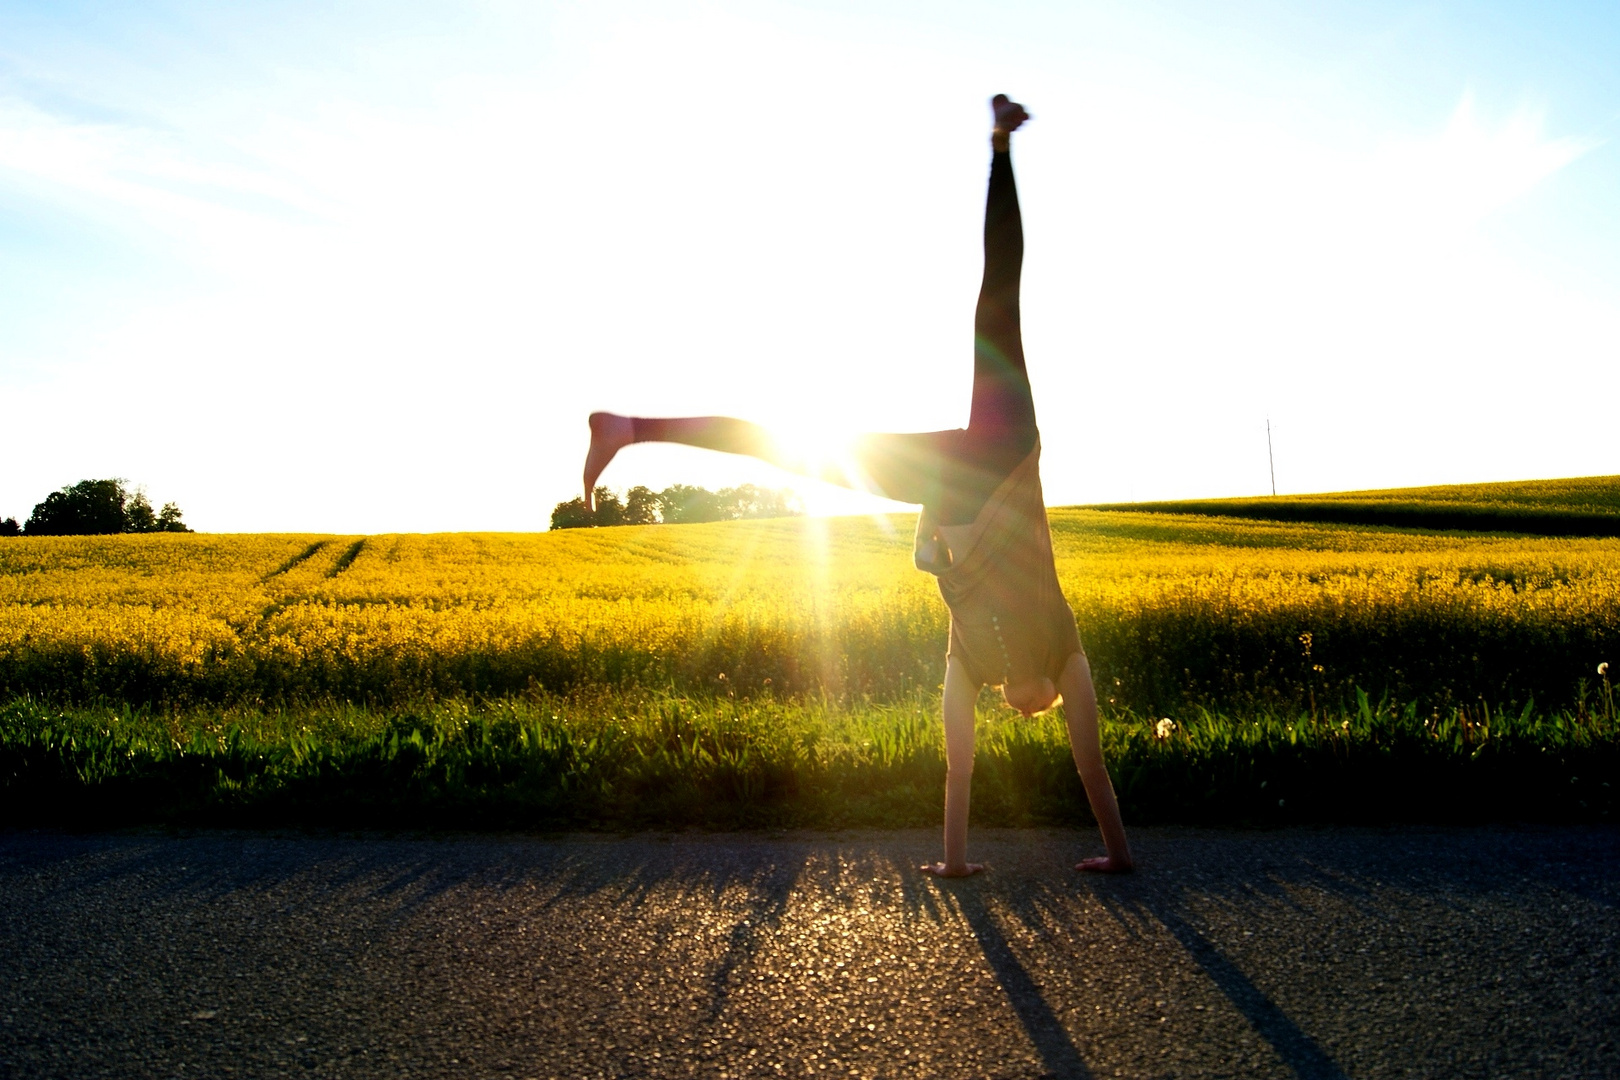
[1266,417,1277,497]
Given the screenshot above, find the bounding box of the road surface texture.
[1,826,1615,1079]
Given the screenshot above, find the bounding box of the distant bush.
[23,479,189,536]
[551,483,800,529]
[549,494,598,531]
[0,518,18,538]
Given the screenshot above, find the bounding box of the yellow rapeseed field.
[2,511,1617,712]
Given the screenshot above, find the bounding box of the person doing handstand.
[582,95,1132,876]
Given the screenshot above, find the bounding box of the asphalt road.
[1,826,1616,1079]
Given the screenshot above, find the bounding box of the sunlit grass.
[3,687,1612,828]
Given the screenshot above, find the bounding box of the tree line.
[1,479,189,537]
[552,483,800,529]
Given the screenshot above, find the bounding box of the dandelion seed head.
[1155,718,1177,739]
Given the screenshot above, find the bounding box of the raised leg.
[966,96,1036,451]
[932,96,1040,526]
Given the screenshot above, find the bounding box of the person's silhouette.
[583,95,1133,876]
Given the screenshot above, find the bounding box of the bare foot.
[991,93,1030,135]
[583,412,634,511]
[920,862,986,878]
[1076,855,1133,874]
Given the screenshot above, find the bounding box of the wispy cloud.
[0,96,334,240]
[1365,91,1599,229]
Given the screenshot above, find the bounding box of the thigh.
[848,429,966,507]
[849,428,1027,523]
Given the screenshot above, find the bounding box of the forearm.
[943,766,972,870]
[940,655,979,871]
[1059,652,1133,867]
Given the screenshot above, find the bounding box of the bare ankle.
[583,413,636,509]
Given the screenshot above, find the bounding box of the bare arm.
[1058,651,1133,872]
[921,654,984,877]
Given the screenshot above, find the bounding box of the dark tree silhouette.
[126,492,158,533]
[622,485,660,525]
[0,517,19,537]
[551,486,659,529]
[718,483,800,520]
[26,479,129,535]
[550,483,801,530]
[592,487,629,527]
[155,503,186,531]
[656,483,723,524]
[23,479,190,536]
[549,494,597,530]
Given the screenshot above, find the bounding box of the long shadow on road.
[952,886,1095,1079]
[1,826,1616,1079]
[1143,902,1349,1080]
[944,875,1346,1080]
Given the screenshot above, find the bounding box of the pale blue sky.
[2,1,1617,531]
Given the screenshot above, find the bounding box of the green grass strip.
[1087,474,1620,535]
[3,691,1614,830]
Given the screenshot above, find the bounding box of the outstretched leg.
[584,413,789,509]
[584,410,964,512]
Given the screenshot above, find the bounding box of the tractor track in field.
[254,538,367,622]
[261,540,330,581]
[1,825,1616,1079]
[327,539,366,578]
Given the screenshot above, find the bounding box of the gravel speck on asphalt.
[1,825,1615,1078]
